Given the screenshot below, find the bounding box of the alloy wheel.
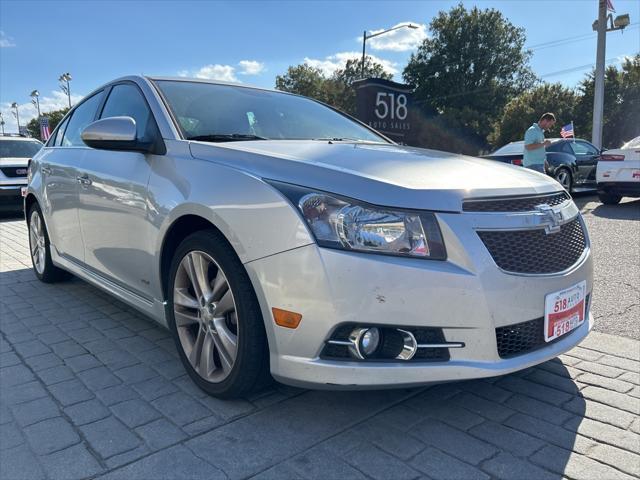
[173,250,239,382]
[555,170,571,190]
[29,210,46,275]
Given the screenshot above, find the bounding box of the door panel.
[571,141,599,184]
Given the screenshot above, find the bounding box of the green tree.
[275,56,392,114]
[26,107,69,141]
[574,54,640,148]
[403,3,536,151]
[490,83,579,148]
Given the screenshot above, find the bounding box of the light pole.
[591,1,630,149]
[11,102,20,133]
[59,73,72,108]
[361,23,419,77]
[0,113,5,135]
[30,90,41,118]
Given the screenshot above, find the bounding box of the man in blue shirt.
[523,113,556,172]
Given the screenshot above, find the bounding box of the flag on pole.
[560,122,575,139]
[606,0,615,12]
[40,117,51,141]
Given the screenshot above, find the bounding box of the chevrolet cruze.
[25,76,593,398]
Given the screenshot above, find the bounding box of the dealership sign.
[353,78,415,144]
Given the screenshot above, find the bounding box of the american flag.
[606,0,615,12]
[40,117,51,141]
[560,122,574,139]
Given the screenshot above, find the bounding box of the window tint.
[62,92,103,147]
[571,141,599,156]
[100,84,152,141]
[0,140,42,158]
[492,142,524,155]
[52,117,69,147]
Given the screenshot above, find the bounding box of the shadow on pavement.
[0,263,590,479]
[0,211,24,223]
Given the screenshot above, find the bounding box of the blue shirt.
[523,123,546,167]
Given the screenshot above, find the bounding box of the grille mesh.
[463,192,570,212]
[496,295,590,358]
[0,167,27,178]
[478,219,586,274]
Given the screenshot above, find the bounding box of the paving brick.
[64,399,111,426]
[152,391,212,426]
[589,443,640,477]
[80,416,141,459]
[39,444,104,480]
[425,403,485,431]
[580,386,640,414]
[83,338,119,355]
[23,417,80,454]
[564,396,636,430]
[1,422,25,450]
[505,394,574,425]
[94,384,139,406]
[0,364,35,387]
[410,446,490,480]
[11,397,60,427]
[565,346,604,362]
[569,418,640,454]
[355,423,425,460]
[198,395,255,421]
[452,392,515,422]
[291,446,369,480]
[130,375,178,401]
[48,379,94,406]
[78,366,122,391]
[103,326,135,340]
[67,326,104,344]
[579,332,640,360]
[531,444,635,480]
[23,352,63,371]
[117,336,157,354]
[134,347,175,365]
[37,329,70,345]
[522,368,581,395]
[411,418,497,465]
[497,376,573,405]
[482,452,556,480]
[113,364,157,384]
[344,444,421,480]
[577,372,634,393]
[64,353,102,373]
[152,358,186,380]
[470,421,546,457]
[505,413,590,452]
[135,418,186,450]
[35,365,75,385]
[95,348,139,370]
[251,463,303,480]
[110,399,161,428]
[0,351,21,366]
[50,340,87,359]
[181,414,225,435]
[99,445,224,480]
[104,444,150,469]
[0,444,47,480]
[1,380,48,405]
[599,355,640,374]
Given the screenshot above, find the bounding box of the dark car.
[483,138,599,192]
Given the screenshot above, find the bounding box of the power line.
[527,23,639,51]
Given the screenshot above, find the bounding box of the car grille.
[477,218,586,274]
[463,191,571,212]
[0,167,27,178]
[496,295,590,358]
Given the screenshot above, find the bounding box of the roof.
[0,135,42,143]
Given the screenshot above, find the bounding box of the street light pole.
[30,90,41,118]
[592,0,607,149]
[361,23,419,78]
[0,113,5,135]
[59,73,72,108]
[11,102,21,132]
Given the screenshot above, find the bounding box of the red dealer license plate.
[544,281,587,342]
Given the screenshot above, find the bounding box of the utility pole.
[592,0,607,149]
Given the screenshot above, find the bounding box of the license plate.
[544,281,587,342]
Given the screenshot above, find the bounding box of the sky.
[0,0,638,133]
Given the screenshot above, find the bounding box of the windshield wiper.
[187,134,267,142]
[313,137,363,142]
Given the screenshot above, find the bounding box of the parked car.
[25,76,593,398]
[596,135,640,204]
[0,134,42,212]
[484,138,600,192]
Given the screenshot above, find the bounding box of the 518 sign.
[374,92,408,121]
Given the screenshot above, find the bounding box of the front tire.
[554,168,573,192]
[598,192,622,205]
[167,230,270,398]
[27,204,71,283]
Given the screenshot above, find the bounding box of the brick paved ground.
[1,216,639,480]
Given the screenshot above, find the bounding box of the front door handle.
[41,165,52,175]
[76,174,92,186]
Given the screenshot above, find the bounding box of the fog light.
[348,327,381,359]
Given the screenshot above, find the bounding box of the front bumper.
[245,207,594,389]
[0,185,25,211]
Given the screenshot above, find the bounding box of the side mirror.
[82,117,146,152]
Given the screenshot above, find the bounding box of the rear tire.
[598,193,622,205]
[27,204,71,283]
[167,230,270,398]
[554,168,573,192]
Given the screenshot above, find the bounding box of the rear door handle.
[76,174,92,186]
[41,165,52,175]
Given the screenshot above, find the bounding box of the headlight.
[269,181,446,260]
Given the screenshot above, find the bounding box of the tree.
[574,54,640,148]
[275,56,392,115]
[490,83,579,148]
[403,3,536,151]
[26,107,69,141]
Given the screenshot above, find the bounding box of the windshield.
[154,80,387,143]
[622,136,640,149]
[492,142,524,155]
[0,139,42,158]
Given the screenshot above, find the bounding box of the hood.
[189,140,562,212]
[0,157,30,167]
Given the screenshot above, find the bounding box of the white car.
[597,136,640,204]
[0,135,43,212]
